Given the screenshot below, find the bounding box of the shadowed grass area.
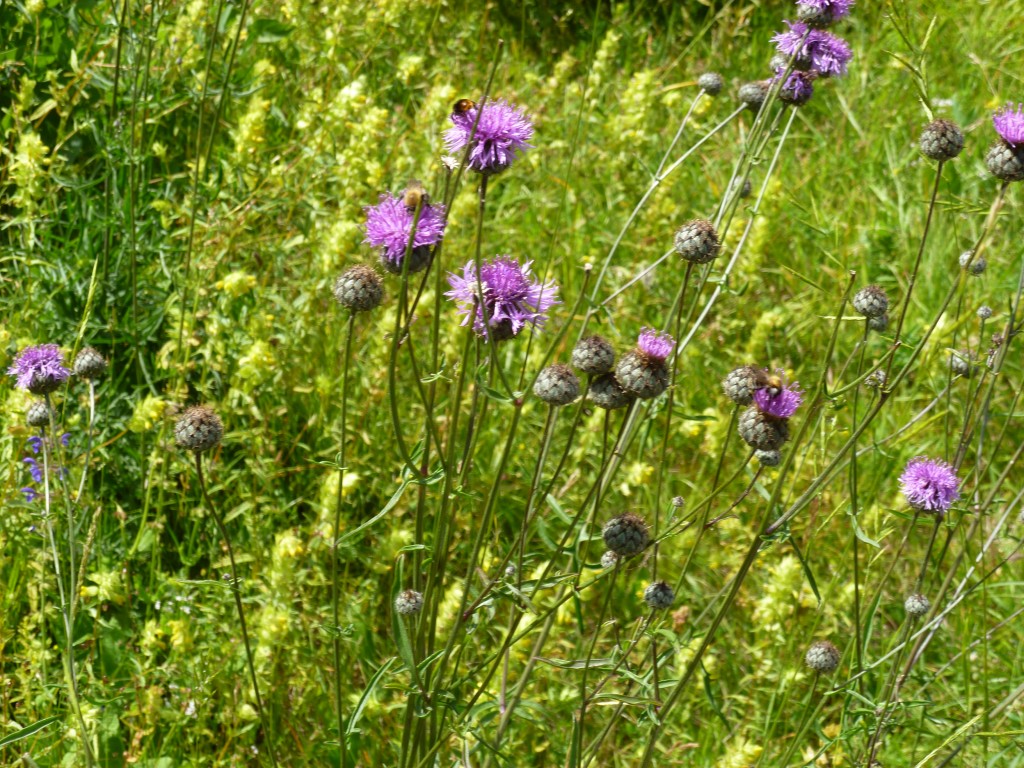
[1,0,1022,765]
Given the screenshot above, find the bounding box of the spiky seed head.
[949,350,971,377]
[674,219,720,264]
[904,593,930,619]
[600,551,620,569]
[333,265,385,313]
[26,401,51,428]
[615,351,669,400]
[602,513,650,558]
[672,496,686,508]
[738,406,790,451]
[805,640,841,673]
[865,370,886,389]
[394,589,424,615]
[174,406,224,453]
[977,305,993,320]
[755,449,782,467]
[722,365,768,405]
[985,140,1024,182]
[73,347,107,380]
[588,373,633,410]
[919,119,965,161]
[572,335,615,375]
[853,285,889,319]
[738,81,770,111]
[533,364,580,406]
[959,250,986,275]
[643,581,675,610]
[697,72,725,96]
[868,313,889,333]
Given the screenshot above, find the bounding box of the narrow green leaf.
[788,535,821,605]
[0,716,61,748]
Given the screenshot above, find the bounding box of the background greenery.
[1,0,1022,765]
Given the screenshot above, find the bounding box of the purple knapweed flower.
[445,256,559,340]
[7,344,71,395]
[993,104,1024,146]
[776,69,816,106]
[796,0,854,23]
[753,373,804,419]
[636,328,675,362]
[21,487,39,503]
[900,457,961,514]
[444,99,534,174]
[772,21,853,78]
[363,192,447,273]
[23,457,43,484]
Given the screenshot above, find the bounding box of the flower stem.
[194,452,279,768]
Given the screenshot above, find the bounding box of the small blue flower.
[21,487,39,503]
[23,457,43,483]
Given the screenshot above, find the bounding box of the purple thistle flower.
[753,372,804,419]
[636,328,675,362]
[363,192,447,273]
[776,69,816,106]
[21,487,39,503]
[772,21,853,78]
[7,344,71,395]
[900,457,961,514]
[23,457,43,484]
[445,256,559,340]
[993,103,1024,146]
[796,0,854,23]
[444,99,534,174]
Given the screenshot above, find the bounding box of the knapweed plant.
[0,1,1022,766]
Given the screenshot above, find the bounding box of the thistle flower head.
[636,328,675,363]
[805,640,841,673]
[776,69,816,106]
[643,581,675,610]
[7,344,71,394]
[445,256,559,340]
[363,192,446,273]
[444,99,534,174]
[73,346,108,381]
[395,589,424,616]
[994,103,1024,146]
[905,593,931,619]
[697,72,725,96]
[174,405,224,453]
[773,21,853,78]
[899,457,960,513]
[796,0,854,27]
[752,372,803,419]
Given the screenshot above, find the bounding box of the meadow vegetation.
[1,0,1023,765]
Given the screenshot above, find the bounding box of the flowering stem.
[574,563,618,766]
[777,673,824,768]
[332,311,355,766]
[588,105,745,316]
[40,424,95,768]
[884,160,944,379]
[637,272,857,768]
[848,324,870,684]
[74,380,96,504]
[194,453,278,768]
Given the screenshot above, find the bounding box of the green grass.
[1,0,1023,765]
